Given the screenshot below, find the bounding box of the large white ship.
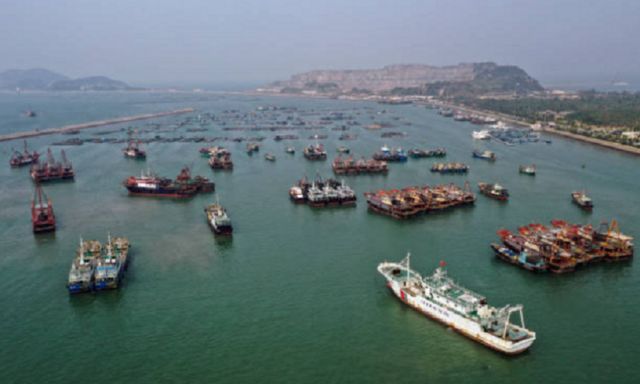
[377,254,536,355]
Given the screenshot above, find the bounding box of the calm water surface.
[0,92,638,383]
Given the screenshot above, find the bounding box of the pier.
[0,108,195,142]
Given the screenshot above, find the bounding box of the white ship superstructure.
[377,254,536,355]
[472,130,491,140]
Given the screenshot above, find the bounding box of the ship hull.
[33,223,56,233]
[125,186,194,199]
[572,199,593,211]
[67,281,93,294]
[209,221,233,236]
[307,198,356,208]
[381,275,534,355]
[94,279,120,291]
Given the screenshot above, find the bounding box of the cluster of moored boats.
[67,235,130,294]
[364,183,476,219]
[7,103,634,358]
[332,156,388,175]
[30,148,75,182]
[493,220,634,273]
[431,162,469,174]
[408,147,446,158]
[289,176,356,207]
[202,146,234,170]
[372,145,407,162]
[303,143,327,160]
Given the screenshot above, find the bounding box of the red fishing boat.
[10,140,40,167]
[32,184,56,233]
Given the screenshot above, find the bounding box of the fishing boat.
[289,185,305,203]
[303,143,327,160]
[337,146,350,154]
[490,243,547,272]
[264,153,276,161]
[285,147,295,154]
[378,254,536,355]
[473,150,496,161]
[200,146,230,158]
[67,238,100,294]
[519,164,536,175]
[571,191,593,211]
[478,183,509,201]
[123,167,213,198]
[94,234,130,291]
[9,140,39,167]
[31,184,55,233]
[204,201,233,236]
[122,132,146,159]
[246,142,260,155]
[209,153,233,170]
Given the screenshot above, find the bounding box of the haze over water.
[0,92,638,383]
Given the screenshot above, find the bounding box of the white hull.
[379,262,535,355]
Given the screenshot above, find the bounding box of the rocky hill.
[0,68,133,91]
[265,62,543,97]
[48,76,132,91]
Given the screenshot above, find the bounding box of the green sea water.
[0,92,638,383]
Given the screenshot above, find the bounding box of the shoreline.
[250,91,640,157]
[540,127,640,156]
[0,108,195,142]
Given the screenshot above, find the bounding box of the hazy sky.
[1,0,638,86]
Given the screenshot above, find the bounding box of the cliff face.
[268,62,543,96]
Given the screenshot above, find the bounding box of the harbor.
[1,92,639,384]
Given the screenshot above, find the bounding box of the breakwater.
[0,108,195,142]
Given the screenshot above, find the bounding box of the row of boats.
[493,220,634,273]
[289,176,357,207]
[30,149,75,182]
[364,183,476,219]
[67,235,130,293]
[332,156,388,175]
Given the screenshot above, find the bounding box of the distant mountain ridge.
[0,68,134,91]
[264,62,544,97]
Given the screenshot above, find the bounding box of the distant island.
[0,68,136,91]
[260,62,544,98]
[260,62,639,152]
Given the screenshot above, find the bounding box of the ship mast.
[79,237,85,264]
